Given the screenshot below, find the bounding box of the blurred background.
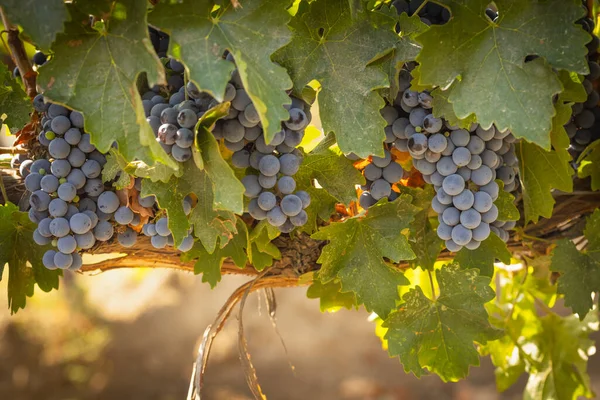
[2,268,596,400]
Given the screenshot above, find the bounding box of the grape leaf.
[1,0,68,50]
[578,140,600,190]
[384,264,503,381]
[149,0,292,144]
[415,0,589,148]
[196,127,244,214]
[102,149,132,190]
[181,218,248,288]
[0,203,60,314]
[38,1,176,170]
[274,0,399,158]
[0,63,32,132]
[495,180,519,222]
[455,233,511,277]
[141,161,237,251]
[306,277,358,312]
[431,87,476,129]
[295,134,365,205]
[517,99,574,223]
[550,210,600,320]
[312,196,418,318]
[248,221,281,271]
[400,186,443,271]
[296,185,338,235]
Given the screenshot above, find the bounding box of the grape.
[464,135,484,155]
[497,166,516,185]
[485,138,503,152]
[442,174,465,196]
[466,154,482,170]
[79,159,100,179]
[394,139,408,152]
[34,229,52,245]
[270,131,288,147]
[465,240,481,250]
[409,107,428,127]
[442,207,460,226]
[402,90,419,107]
[418,92,433,108]
[49,198,68,217]
[183,196,193,216]
[114,206,134,225]
[430,171,444,187]
[65,204,79,220]
[90,151,107,167]
[31,159,51,174]
[151,234,168,248]
[258,155,280,176]
[66,169,86,190]
[227,150,249,169]
[48,104,69,118]
[169,92,185,105]
[78,134,96,153]
[49,138,71,159]
[382,163,404,183]
[425,153,441,167]
[54,252,73,269]
[295,190,311,209]
[451,224,472,246]
[370,179,392,200]
[174,128,194,149]
[97,191,120,214]
[69,252,83,271]
[19,159,33,177]
[84,178,105,197]
[243,126,261,142]
[160,107,178,124]
[258,173,277,189]
[232,89,252,111]
[94,220,114,241]
[172,145,192,162]
[278,219,295,233]
[29,209,48,224]
[289,210,308,227]
[471,191,493,214]
[242,175,262,198]
[471,165,493,186]
[407,133,428,155]
[281,194,303,216]
[436,189,452,206]
[392,118,410,138]
[177,109,198,128]
[481,204,499,224]
[404,124,416,138]
[158,124,178,145]
[359,192,376,209]
[63,128,82,146]
[50,115,72,135]
[57,235,77,253]
[415,159,436,175]
[431,196,448,213]
[38,218,53,237]
[266,206,287,227]
[450,129,470,147]
[423,115,442,133]
[372,150,392,168]
[445,239,463,252]
[364,164,382,181]
[138,195,155,208]
[460,208,482,229]
[25,173,42,192]
[178,235,194,252]
[472,222,490,242]
[428,134,447,153]
[43,250,58,270]
[285,108,308,131]
[155,217,170,237]
[148,116,161,135]
[220,120,245,144]
[452,189,474,211]
[57,183,77,202]
[437,222,453,241]
[254,134,276,153]
[143,223,157,236]
[279,153,300,176]
[33,94,48,112]
[30,190,51,211]
[51,159,71,178]
[457,166,471,181]
[82,210,98,229]
[248,198,268,220]
[381,106,399,125]
[65,148,85,168]
[70,111,84,128]
[118,228,137,247]
[480,150,498,169]
[277,176,296,194]
[258,192,277,211]
[441,140,455,157]
[50,217,70,237]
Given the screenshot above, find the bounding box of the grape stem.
[412,0,429,17]
[0,146,28,154]
[0,7,37,98]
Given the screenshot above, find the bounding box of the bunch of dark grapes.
[392,0,450,25]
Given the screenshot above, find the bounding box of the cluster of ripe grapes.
[567,7,600,157]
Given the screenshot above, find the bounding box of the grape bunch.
[357,148,405,209]
[392,0,450,25]
[566,9,600,157]
[19,96,145,270]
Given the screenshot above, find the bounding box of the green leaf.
[0,63,32,132]
[181,218,248,288]
[455,233,511,277]
[295,134,365,204]
[0,203,60,314]
[312,196,418,317]
[431,87,476,129]
[38,1,177,170]
[400,186,443,271]
[102,149,132,190]
[495,180,519,222]
[126,160,181,183]
[149,0,292,144]
[1,0,68,50]
[578,139,600,190]
[295,184,338,235]
[195,127,244,213]
[274,0,399,158]
[550,209,600,320]
[306,277,358,312]
[415,0,589,148]
[141,161,237,250]
[384,264,503,381]
[248,220,281,271]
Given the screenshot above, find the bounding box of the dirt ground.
[0,269,598,400]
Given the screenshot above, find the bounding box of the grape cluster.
[357,148,405,209]
[567,10,600,157]
[19,96,144,270]
[392,0,450,25]
[139,194,195,251]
